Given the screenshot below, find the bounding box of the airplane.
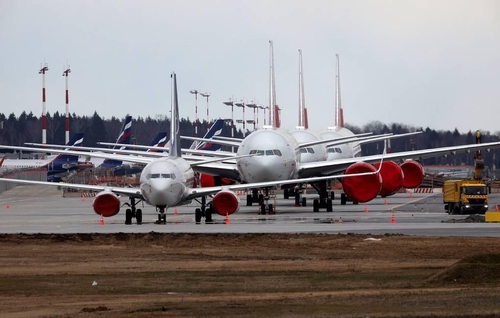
[167,44,500,213]
[0,133,93,182]
[0,72,382,225]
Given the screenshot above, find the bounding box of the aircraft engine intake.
[92,191,121,217]
[342,162,382,203]
[198,173,234,188]
[212,190,240,216]
[373,160,404,197]
[400,160,425,188]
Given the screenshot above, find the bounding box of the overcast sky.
[1,0,499,134]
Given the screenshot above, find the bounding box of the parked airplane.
[0,133,92,182]
[0,73,381,225]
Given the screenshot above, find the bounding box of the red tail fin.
[274,105,281,128]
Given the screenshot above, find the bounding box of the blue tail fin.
[147,132,168,152]
[194,118,224,151]
[49,132,85,175]
[101,115,133,168]
[114,115,133,149]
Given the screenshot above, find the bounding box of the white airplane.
[0,133,93,182]
[0,72,382,225]
[173,45,500,213]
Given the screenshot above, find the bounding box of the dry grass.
[1,233,500,317]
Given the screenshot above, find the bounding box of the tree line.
[1,111,499,170]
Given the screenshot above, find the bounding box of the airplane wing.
[184,166,382,201]
[297,140,500,178]
[0,178,143,198]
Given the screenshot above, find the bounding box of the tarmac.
[1,185,500,236]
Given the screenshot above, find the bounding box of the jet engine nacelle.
[400,160,425,188]
[198,173,235,188]
[373,160,404,197]
[212,190,240,216]
[342,162,382,203]
[92,190,121,217]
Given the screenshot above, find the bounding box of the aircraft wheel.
[313,199,320,212]
[302,197,307,207]
[260,204,266,215]
[284,189,289,199]
[195,208,202,224]
[205,208,213,223]
[246,194,252,206]
[136,209,142,224]
[340,193,347,205]
[330,192,335,201]
[326,199,333,212]
[125,209,133,225]
[268,204,274,215]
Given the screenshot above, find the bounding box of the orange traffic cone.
[81,195,85,202]
[99,215,104,226]
[391,213,396,224]
[6,202,10,209]
[174,207,178,215]
[409,192,413,198]
[225,213,230,224]
[496,205,499,212]
[384,198,387,205]
[364,205,368,213]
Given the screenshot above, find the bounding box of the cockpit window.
[307,148,314,154]
[300,148,307,154]
[249,149,282,156]
[147,173,175,179]
[327,147,342,154]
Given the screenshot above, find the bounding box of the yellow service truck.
[443,180,489,214]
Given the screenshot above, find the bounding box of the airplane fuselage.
[236,128,298,183]
[139,157,194,208]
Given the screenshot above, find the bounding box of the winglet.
[170,72,181,158]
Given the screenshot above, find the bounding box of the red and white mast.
[39,63,49,144]
[62,65,71,144]
[298,49,308,128]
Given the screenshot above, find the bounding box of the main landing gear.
[194,196,213,224]
[123,197,143,225]
[309,181,334,212]
[246,188,275,215]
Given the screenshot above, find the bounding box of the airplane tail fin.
[64,132,84,149]
[170,72,181,158]
[193,118,225,151]
[147,132,168,152]
[114,115,133,149]
[53,132,84,164]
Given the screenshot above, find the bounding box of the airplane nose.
[142,179,183,207]
[240,156,292,182]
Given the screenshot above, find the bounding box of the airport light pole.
[189,90,199,137]
[235,101,246,137]
[223,100,235,152]
[200,92,210,130]
[39,63,49,145]
[246,103,257,131]
[62,65,71,144]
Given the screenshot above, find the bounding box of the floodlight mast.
[189,90,199,137]
[223,100,235,152]
[235,101,246,137]
[200,92,211,129]
[39,63,49,145]
[62,65,71,144]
